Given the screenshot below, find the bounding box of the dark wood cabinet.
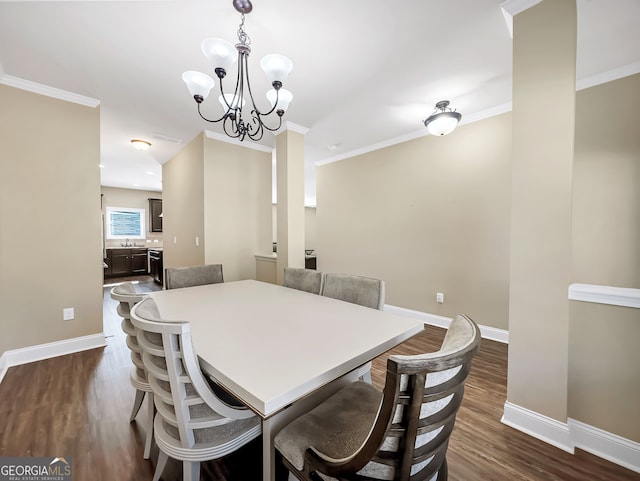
[105,248,148,277]
[131,249,148,274]
[103,250,112,277]
[148,249,163,285]
[111,249,133,276]
[149,198,163,233]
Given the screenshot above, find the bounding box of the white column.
[275,123,308,284]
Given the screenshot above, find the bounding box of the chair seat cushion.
[274,381,382,472]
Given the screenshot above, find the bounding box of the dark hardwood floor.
[0,279,636,480]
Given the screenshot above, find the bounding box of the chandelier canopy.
[423,100,462,136]
[182,0,293,142]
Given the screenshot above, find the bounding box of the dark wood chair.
[274,314,481,481]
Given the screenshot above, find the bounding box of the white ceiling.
[1,0,639,206]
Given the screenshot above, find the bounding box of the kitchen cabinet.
[149,198,163,233]
[148,249,163,285]
[105,248,148,277]
[131,249,148,274]
[111,249,132,276]
[103,250,112,277]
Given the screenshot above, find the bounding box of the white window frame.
[105,206,146,240]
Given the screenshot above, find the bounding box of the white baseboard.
[0,333,106,384]
[0,353,7,385]
[503,402,640,473]
[569,418,640,474]
[384,304,509,344]
[501,401,574,453]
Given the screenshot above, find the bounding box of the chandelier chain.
[237,13,250,46]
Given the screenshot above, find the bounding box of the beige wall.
[315,73,640,443]
[101,186,163,248]
[569,73,640,441]
[317,113,513,330]
[162,133,205,269]
[203,137,272,281]
[0,85,103,353]
[162,134,272,281]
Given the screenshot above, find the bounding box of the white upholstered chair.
[320,273,385,310]
[110,282,154,459]
[130,297,261,481]
[274,314,481,481]
[283,267,324,294]
[164,264,224,290]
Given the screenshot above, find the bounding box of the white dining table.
[148,279,424,481]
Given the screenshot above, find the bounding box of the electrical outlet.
[63,307,75,320]
[195,236,199,247]
[436,292,444,304]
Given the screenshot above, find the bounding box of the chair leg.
[183,461,200,481]
[130,389,145,422]
[152,450,169,481]
[143,392,154,459]
[275,451,290,481]
[362,369,373,384]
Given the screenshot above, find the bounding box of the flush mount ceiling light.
[182,0,293,142]
[423,100,462,136]
[130,139,152,151]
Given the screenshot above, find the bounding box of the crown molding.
[204,129,273,153]
[0,74,99,108]
[577,61,640,91]
[500,0,543,17]
[317,102,513,168]
[500,0,543,38]
[277,121,310,136]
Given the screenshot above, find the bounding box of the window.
[106,206,146,239]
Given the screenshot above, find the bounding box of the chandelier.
[423,100,462,136]
[182,0,293,142]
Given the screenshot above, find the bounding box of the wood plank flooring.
[0,278,636,480]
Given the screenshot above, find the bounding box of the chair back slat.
[110,283,148,383]
[298,314,480,481]
[365,314,480,481]
[131,298,257,451]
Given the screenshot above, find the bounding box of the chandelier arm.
[217,52,243,113]
[244,63,279,117]
[197,102,227,124]
[256,114,284,132]
[248,129,265,141]
[247,119,265,141]
[222,115,243,139]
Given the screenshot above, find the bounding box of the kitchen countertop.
[106,245,163,250]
